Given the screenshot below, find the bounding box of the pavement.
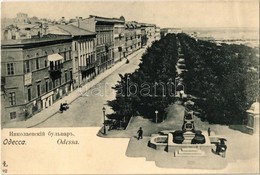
[2,48,145,128]
[97,102,259,172]
[95,39,260,172]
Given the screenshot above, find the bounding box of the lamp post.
[155,110,158,123]
[102,107,106,135]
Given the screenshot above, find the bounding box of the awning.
[48,54,63,62]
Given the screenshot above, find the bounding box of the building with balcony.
[70,15,124,73]
[48,24,96,87]
[1,35,73,124]
[124,21,142,57]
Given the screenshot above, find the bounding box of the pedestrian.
[208,127,211,136]
[59,103,63,113]
[137,127,143,140]
[180,90,184,99]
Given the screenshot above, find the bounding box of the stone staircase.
[174,147,205,157]
[182,131,195,144]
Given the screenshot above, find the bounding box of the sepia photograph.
[1,0,259,174]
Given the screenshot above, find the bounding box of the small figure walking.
[180,90,184,99]
[137,127,143,140]
[208,127,211,136]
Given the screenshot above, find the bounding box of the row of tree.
[177,33,259,124]
[107,34,179,125]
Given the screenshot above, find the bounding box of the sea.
[182,27,259,49]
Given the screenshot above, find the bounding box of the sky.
[1,0,259,28]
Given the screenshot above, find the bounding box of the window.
[53,80,56,88]
[65,72,68,82]
[70,71,73,80]
[45,59,48,68]
[36,58,40,70]
[24,60,30,73]
[8,92,16,106]
[69,50,72,60]
[10,112,16,120]
[45,81,48,92]
[49,81,52,90]
[7,63,14,75]
[37,84,41,97]
[28,88,31,101]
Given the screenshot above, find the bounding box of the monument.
[149,108,223,157]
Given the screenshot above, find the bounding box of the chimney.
[15,31,20,40]
[77,18,80,28]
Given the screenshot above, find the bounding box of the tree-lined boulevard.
[8,33,258,172]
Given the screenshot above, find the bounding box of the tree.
[108,34,179,124]
[177,33,259,124]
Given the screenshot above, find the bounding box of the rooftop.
[1,34,72,47]
[56,25,96,36]
[89,15,125,23]
[139,23,156,27]
[125,21,141,29]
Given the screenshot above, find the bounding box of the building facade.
[145,24,156,46]
[124,21,142,57]
[48,25,97,87]
[70,15,124,73]
[140,23,156,47]
[15,13,28,23]
[1,35,73,124]
[113,16,125,62]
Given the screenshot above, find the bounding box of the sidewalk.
[3,48,145,128]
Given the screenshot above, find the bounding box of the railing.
[79,64,96,71]
[49,67,62,73]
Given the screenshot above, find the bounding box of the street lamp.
[102,107,106,135]
[155,110,158,123]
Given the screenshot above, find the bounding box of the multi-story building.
[1,35,73,124]
[140,25,148,47]
[140,23,156,46]
[124,21,142,57]
[113,16,125,62]
[70,15,124,73]
[48,25,97,87]
[15,12,28,23]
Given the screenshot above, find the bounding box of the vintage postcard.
[1,0,259,174]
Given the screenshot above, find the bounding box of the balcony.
[79,64,95,71]
[49,65,62,79]
[79,61,98,71]
[49,65,62,73]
